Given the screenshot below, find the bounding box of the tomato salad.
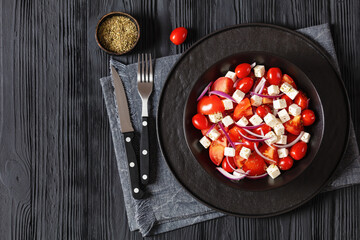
[193,63,316,181]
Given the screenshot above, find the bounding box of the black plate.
[157,24,350,217]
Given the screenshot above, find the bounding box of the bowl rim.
[95,11,140,56]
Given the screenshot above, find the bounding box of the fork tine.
[137,54,141,83]
[141,53,145,83]
[145,53,149,82]
[149,54,153,83]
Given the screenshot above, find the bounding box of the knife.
[111,65,144,200]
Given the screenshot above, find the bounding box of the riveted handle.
[140,117,150,185]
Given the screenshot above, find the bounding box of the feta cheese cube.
[280,82,292,93]
[301,132,311,143]
[288,104,301,116]
[207,129,221,141]
[225,71,237,82]
[274,124,285,136]
[278,109,291,123]
[208,112,223,123]
[224,147,236,157]
[250,95,263,107]
[222,99,233,110]
[199,136,211,149]
[236,116,249,127]
[268,85,280,96]
[232,89,245,103]
[240,147,251,159]
[273,99,287,109]
[221,115,234,127]
[249,114,263,126]
[286,88,299,100]
[253,65,265,78]
[265,131,278,144]
[276,135,287,144]
[267,164,281,179]
[277,148,289,158]
[264,113,278,128]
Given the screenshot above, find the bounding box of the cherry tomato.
[243,153,267,176]
[222,156,236,173]
[170,27,187,45]
[228,126,245,142]
[281,94,293,110]
[254,124,272,135]
[294,91,308,110]
[256,105,272,118]
[284,115,304,135]
[266,67,282,85]
[233,98,252,121]
[259,144,279,165]
[281,74,297,89]
[235,77,254,93]
[301,109,316,126]
[197,95,225,115]
[192,113,210,130]
[290,142,308,160]
[278,156,294,170]
[211,77,235,95]
[209,136,227,166]
[235,63,251,79]
[242,138,259,151]
[287,133,298,143]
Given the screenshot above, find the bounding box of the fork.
[137,53,153,185]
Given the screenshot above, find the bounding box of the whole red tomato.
[267,67,282,85]
[290,142,308,160]
[235,63,251,79]
[294,91,308,110]
[235,77,254,93]
[278,156,294,170]
[170,27,188,45]
[192,113,210,130]
[301,109,316,126]
[256,105,272,118]
[197,95,225,115]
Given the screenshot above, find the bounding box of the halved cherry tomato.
[209,136,227,166]
[278,156,294,170]
[294,91,308,110]
[287,133,298,143]
[235,63,251,79]
[254,124,272,135]
[170,27,187,45]
[211,77,235,95]
[281,94,293,110]
[235,77,254,93]
[192,113,210,130]
[222,156,236,173]
[290,142,307,160]
[230,145,246,168]
[281,74,297,89]
[259,144,279,165]
[242,152,267,176]
[267,68,282,85]
[233,98,252,121]
[284,115,304,135]
[256,105,272,118]
[301,109,316,126]
[197,95,225,115]
[241,138,259,151]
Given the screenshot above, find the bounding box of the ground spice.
[98,15,138,54]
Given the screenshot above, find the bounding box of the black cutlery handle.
[140,117,150,185]
[123,132,144,199]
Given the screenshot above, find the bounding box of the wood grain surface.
[0,0,359,239]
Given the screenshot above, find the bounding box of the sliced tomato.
[259,144,279,165]
[209,136,227,166]
[254,124,272,135]
[222,156,236,173]
[281,74,297,89]
[262,97,273,105]
[284,115,304,135]
[242,152,267,176]
[197,95,225,115]
[233,98,252,121]
[211,77,235,95]
[231,145,246,168]
[287,133,298,143]
[228,126,244,142]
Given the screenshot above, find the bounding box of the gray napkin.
[100,24,360,237]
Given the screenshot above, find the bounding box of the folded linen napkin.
[100,24,360,237]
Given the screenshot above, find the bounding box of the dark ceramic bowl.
[183,52,324,191]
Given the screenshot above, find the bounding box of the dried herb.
[98,16,138,54]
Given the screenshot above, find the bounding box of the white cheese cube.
[225,71,237,82]
[253,65,265,78]
[273,99,287,110]
[267,164,281,179]
[232,89,245,103]
[240,147,251,159]
[268,85,280,96]
[224,147,236,157]
[280,82,292,93]
[249,114,263,126]
[221,115,234,127]
[208,112,223,123]
[288,104,301,116]
[301,132,311,143]
[250,95,263,107]
[264,113,278,128]
[199,136,211,149]
[233,169,245,177]
[207,129,221,141]
[222,99,233,110]
[276,135,287,144]
[278,109,291,123]
[265,131,278,144]
[236,116,249,127]
[286,88,299,100]
[274,124,285,136]
[277,148,289,158]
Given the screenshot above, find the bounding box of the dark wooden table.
[1,0,359,239]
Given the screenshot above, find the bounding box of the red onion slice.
[238,130,271,142]
[197,82,213,101]
[226,156,237,172]
[254,143,277,165]
[233,78,240,88]
[259,82,265,94]
[234,142,245,145]
[216,167,247,181]
[273,131,304,148]
[218,122,236,149]
[236,123,265,130]
[250,62,256,68]
[250,92,284,98]
[246,172,268,179]
[209,91,237,103]
[306,98,310,109]
[254,77,266,93]
[243,128,267,138]
[205,124,216,136]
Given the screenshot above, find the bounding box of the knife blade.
[111,65,144,199]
